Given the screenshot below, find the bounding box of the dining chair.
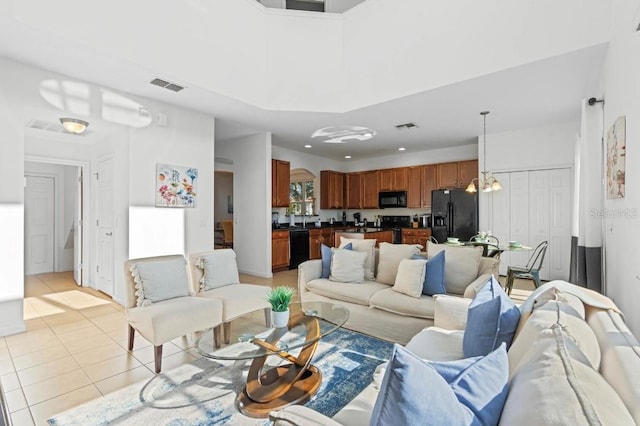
[504,241,549,295]
[221,220,234,248]
[469,234,500,259]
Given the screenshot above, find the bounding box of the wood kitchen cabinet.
[272,159,290,208]
[364,230,393,246]
[345,173,362,209]
[421,164,437,208]
[458,160,478,189]
[436,161,478,189]
[407,167,422,208]
[379,167,408,191]
[361,171,378,208]
[320,170,345,209]
[309,228,334,259]
[272,230,290,272]
[402,228,432,249]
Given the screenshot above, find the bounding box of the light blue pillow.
[321,243,351,278]
[370,344,509,426]
[463,276,521,357]
[412,251,446,296]
[370,344,471,426]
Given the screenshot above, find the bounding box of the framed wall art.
[156,163,198,207]
[606,116,626,199]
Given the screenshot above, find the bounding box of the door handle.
[106,232,112,236]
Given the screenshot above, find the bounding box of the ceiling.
[0,11,607,162]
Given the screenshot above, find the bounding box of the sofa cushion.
[427,242,482,295]
[306,278,388,306]
[376,242,422,285]
[371,344,509,426]
[509,294,601,371]
[339,237,377,280]
[433,295,471,331]
[420,250,446,296]
[329,248,367,283]
[405,326,465,362]
[199,284,270,321]
[195,249,240,290]
[321,243,351,278]
[463,276,520,357]
[392,258,427,298]
[369,287,435,319]
[130,258,191,307]
[501,322,635,425]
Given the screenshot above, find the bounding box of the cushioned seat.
[306,278,388,306]
[369,288,436,319]
[189,250,271,344]
[124,255,223,373]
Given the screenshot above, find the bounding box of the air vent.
[149,77,185,92]
[395,122,418,130]
[25,119,66,133]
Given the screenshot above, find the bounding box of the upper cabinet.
[320,170,345,209]
[345,172,362,209]
[272,159,290,207]
[421,165,437,208]
[361,171,379,209]
[408,165,437,208]
[379,167,408,191]
[436,160,478,189]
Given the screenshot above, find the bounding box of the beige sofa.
[272,281,640,425]
[297,242,499,344]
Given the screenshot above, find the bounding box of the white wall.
[217,133,272,277]
[599,0,640,335]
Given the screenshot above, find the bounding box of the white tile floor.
[1,269,534,425]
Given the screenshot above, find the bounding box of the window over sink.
[289,168,317,216]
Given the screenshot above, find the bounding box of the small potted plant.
[267,286,296,328]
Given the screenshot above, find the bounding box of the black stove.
[380,215,411,243]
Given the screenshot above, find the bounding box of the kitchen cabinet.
[364,230,393,246]
[458,160,478,190]
[345,173,362,209]
[272,159,290,208]
[436,161,478,189]
[361,171,378,208]
[421,165,437,208]
[320,170,344,209]
[272,230,290,271]
[309,228,334,259]
[379,167,408,191]
[407,167,422,208]
[402,228,432,249]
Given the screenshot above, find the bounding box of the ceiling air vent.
[150,77,185,92]
[395,122,417,130]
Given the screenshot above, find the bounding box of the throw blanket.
[519,280,621,316]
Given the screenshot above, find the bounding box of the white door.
[97,157,114,296]
[529,170,551,280]
[24,176,55,275]
[73,167,83,286]
[509,172,530,269]
[549,169,572,281]
[490,172,510,276]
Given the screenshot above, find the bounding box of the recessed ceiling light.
[398,147,406,151]
[345,155,352,159]
[311,126,377,144]
[304,144,312,148]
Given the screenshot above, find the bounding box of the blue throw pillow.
[412,251,446,296]
[321,243,351,278]
[370,345,471,426]
[370,344,509,426]
[463,276,521,358]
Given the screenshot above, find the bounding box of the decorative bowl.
[509,241,520,247]
[447,237,459,243]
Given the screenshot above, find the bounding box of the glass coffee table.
[196,301,349,418]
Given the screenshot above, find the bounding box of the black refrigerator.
[431,189,478,243]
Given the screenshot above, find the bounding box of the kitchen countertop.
[272,223,432,232]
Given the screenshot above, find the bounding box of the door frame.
[25,156,90,286]
[23,174,56,275]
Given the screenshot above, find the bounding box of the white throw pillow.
[196,249,240,290]
[330,248,367,283]
[339,237,377,280]
[130,258,191,307]
[392,258,427,298]
[376,242,422,285]
[427,242,482,295]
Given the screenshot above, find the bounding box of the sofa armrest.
[462,273,493,299]
[433,295,471,330]
[297,259,322,297]
[269,406,342,426]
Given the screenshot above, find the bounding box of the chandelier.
[466,111,502,193]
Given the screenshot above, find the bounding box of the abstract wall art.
[156,164,198,207]
[606,116,626,199]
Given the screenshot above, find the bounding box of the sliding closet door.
[490,173,510,276]
[529,170,551,279]
[549,169,572,280]
[509,172,530,270]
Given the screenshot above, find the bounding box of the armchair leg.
[213,325,222,348]
[264,307,272,328]
[127,325,135,351]
[223,322,231,344]
[154,345,163,374]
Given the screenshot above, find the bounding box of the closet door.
[529,170,551,280]
[549,169,571,280]
[509,172,530,269]
[490,172,510,276]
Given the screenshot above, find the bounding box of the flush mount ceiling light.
[466,111,502,193]
[344,155,352,159]
[304,144,312,148]
[398,147,406,151]
[311,126,376,144]
[60,118,89,134]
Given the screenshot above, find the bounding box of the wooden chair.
[221,220,233,248]
[505,241,549,295]
[123,255,223,373]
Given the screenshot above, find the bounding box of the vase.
[272,309,289,328]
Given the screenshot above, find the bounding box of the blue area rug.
[48,327,393,425]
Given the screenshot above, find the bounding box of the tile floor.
[1,269,534,425]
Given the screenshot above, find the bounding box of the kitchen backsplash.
[272,207,432,225]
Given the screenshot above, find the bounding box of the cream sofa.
[297,242,499,344]
[272,281,640,425]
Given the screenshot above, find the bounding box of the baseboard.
[238,268,273,279]
[0,323,25,338]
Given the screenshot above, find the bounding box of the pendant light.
[466,111,502,193]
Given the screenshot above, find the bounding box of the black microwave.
[379,191,407,208]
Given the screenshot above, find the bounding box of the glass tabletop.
[196,301,349,361]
